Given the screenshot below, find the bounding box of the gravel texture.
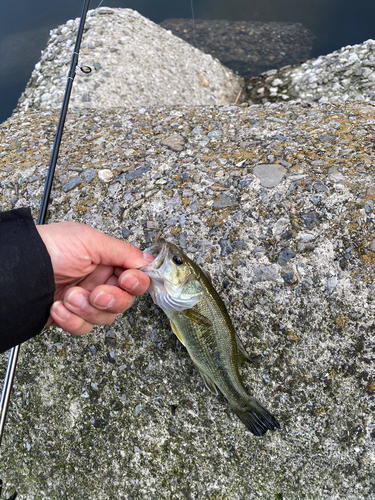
[1,101,375,499]
[160,19,315,79]
[15,8,243,114]
[246,39,375,105]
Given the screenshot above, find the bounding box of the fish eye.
[172,255,184,266]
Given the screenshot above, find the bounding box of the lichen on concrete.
[0,101,375,499]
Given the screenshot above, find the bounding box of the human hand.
[36,222,154,336]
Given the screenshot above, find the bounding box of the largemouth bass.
[141,239,280,436]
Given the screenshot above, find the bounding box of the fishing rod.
[0,0,91,497]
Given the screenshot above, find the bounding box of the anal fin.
[236,332,260,367]
[196,367,220,396]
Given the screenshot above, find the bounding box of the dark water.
[0,0,374,123]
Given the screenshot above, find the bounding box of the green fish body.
[141,239,280,436]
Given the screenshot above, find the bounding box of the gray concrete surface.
[0,101,374,499]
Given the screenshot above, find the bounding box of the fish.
[141,239,280,436]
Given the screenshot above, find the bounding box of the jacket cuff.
[0,208,55,352]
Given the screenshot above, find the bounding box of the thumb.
[82,225,154,269]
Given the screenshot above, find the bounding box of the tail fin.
[231,399,280,436]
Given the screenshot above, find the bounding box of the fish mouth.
[141,238,168,273]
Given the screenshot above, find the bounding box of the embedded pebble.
[161,134,185,151]
[253,266,278,282]
[298,242,316,253]
[126,165,150,181]
[62,175,82,192]
[313,181,329,193]
[239,179,252,188]
[29,176,41,183]
[272,218,290,237]
[262,374,271,385]
[98,169,113,182]
[84,169,96,183]
[299,233,316,242]
[330,171,347,184]
[278,248,295,266]
[301,277,314,288]
[219,239,232,256]
[301,211,320,229]
[233,240,248,250]
[364,200,373,213]
[253,164,286,188]
[207,130,222,138]
[281,265,298,284]
[96,6,115,14]
[325,276,339,293]
[213,193,236,209]
[166,217,178,226]
[135,404,142,416]
[179,234,187,248]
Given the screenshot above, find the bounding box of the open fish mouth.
[141,238,168,272]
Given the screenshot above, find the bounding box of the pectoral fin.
[181,309,212,327]
[170,320,186,346]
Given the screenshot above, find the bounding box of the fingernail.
[121,273,140,291]
[67,291,86,309]
[51,301,70,319]
[142,252,155,263]
[93,292,115,309]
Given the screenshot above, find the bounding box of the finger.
[63,285,136,324]
[105,275,118,286]
[77,264,115,291]
[118,269,150,296]
[89,285,136,312]
[80,226,155,269]
[114,267,125,277]
[50,301,95,336]
[64,287,124,324]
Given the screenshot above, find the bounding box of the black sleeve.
[0,208,55,353]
